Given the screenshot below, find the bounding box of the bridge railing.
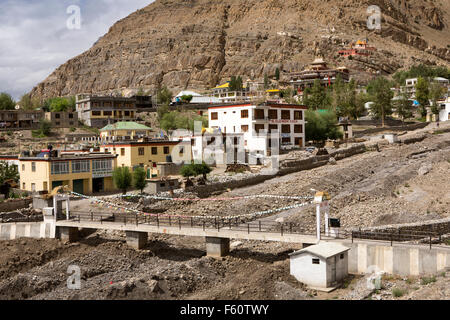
[69,211,323,237]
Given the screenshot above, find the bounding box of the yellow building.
[100,140,192,178]
[19,151,118,195]
[100,121,153,140]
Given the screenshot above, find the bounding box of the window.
[31,183,36,192]
[294,125,303,133]
[22,183,25,189]
[55,114,60,119]
[164,146,170,154]
[125,111,130,116]
[43,182,48,191]
[268,109,278,120]
[254,109,265,120]
[340,253,344,260]
[69,113,74,119]
[269,124,278,133]
[72,160,90,173]
[152,147,158,155]
[179,146,184,154]
[103,111,112,116]
[211,112,218,120]
[92,159,113,173]
[138,147,145,156]
[51,161,70,175]
[312,258,320,264]
[282,125,291,133]
[31,162,36,172]
[281,110,291,120]
[92,111,101,116]
[255,124,265,133]
[120,148,125,156]
[241,109,249,118]
[22,164,25,171]
[55,122,60,126]
[294,111,303,120]
[282,137,291,144]
[241,125,249,132]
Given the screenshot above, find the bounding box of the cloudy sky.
[0,0,153,100]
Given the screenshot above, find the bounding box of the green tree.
[305,110,342,143]
[136,87,145,96]
[47,97,70,112]
[180,95,193,103]
[367,77,394,127]
[429,82,445,116]
[275,68,280,81]
[264,74,270,89]
[193,162,212,180]
[0,93,15,110]
[180,164,196,179]
[156,86,173,105]
[304,80,328,110]
[393,92,414,123]
[0,161,19,184]
[415,77,430,118]
[18,93,40,110]
[133,167,147,194]
[229,76,243,91]
[113,167,132,195]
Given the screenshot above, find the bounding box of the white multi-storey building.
[208,103,307,156]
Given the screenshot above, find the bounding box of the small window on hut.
[312,258,320,265]
[340,254,344,260]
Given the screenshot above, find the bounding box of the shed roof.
[289,242,350,259]
[100,122,151,131]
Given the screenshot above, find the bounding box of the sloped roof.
[100,122,151,131]
[289,242,350,259]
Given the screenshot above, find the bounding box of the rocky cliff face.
[31,0,450,100]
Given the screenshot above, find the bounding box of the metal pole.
[316,203,321,241]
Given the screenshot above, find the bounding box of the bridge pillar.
[58,226,79,242]
[126,231,148,250]
[205,237,230,258]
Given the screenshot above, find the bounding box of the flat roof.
[289,242,350,259]
[102,140,187,147]
[19,153,117,162]
[209,103,307,110]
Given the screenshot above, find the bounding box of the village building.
[289,242,350,291]
[0,110,42,129]
[174,91,221,104]
[338,40,377,57]
[99,121,153,140]
[402,77,450,99]
[208,103,307,157]
[289,58,350,96]
[337,118,353,140]
[44,111,78,128]
[210,80,266,103]
[18,149,117,194]
[99,139,192,178]
[75,94,138,128]
[438,97,450,122]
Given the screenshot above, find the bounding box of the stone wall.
[189,143,367,197]
[361,217,450,236]
[0,198,32,213]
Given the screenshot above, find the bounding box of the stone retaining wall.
[0,198,32,213]
[189,143,367,197]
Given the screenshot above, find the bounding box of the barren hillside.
[30,0,450,100]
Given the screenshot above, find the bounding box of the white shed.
[289,242,350,291]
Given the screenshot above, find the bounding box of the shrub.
[392,288,406,298]
[421,276,436,285]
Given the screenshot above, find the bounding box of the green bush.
[392,288,406,298]
[421,276,436,285]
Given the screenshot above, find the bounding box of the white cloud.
[0,0,152,100]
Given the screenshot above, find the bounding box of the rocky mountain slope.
[31,0,450,100]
